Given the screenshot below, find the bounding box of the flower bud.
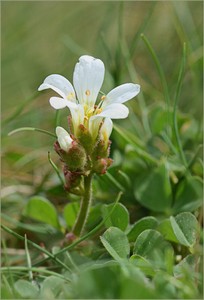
[63,166,83,192]
[65,141,87,171]
[56,126,73,152]
[54,126,87,172]
[93,157,113,174]
[77,124,93,154]
[93,139,111,159]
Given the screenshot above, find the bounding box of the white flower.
[56,126,73,152]
[38,55,140,137]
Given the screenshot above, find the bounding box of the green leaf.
[24,196,60,229]
[170,212,199,247]
[127,216,158,242]
[157,219,178,243]
[100,227,130,261]
[40,276,66,299]
[129,254,155,276]
[174,254,196,276]
[134,163,172,212]
[173,176,203,213]
[73,263,120,299]
[63,202,80,229]
[133,229,164,258]
[14,280,39,299]
[133,229,174,273]
[119,276,156,299]
[102,203,129,231]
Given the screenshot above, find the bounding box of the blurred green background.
[2,0,203,215]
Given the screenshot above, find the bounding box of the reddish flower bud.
[93,157,113,174]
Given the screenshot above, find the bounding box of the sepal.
[54,140,87,172]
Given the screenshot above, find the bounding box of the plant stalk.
[72,173,93,236]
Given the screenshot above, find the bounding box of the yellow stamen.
[95,108,103,114]
[101,95,106,101]
[86,108,95,117]
[84,116,88,121]
[85,90,90,96]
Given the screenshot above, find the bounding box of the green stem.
[33,191,122,267]
[72,173,93,236]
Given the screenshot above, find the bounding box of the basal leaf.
[173,176,203,213]
[170,212,199,247]
[14,280,39,299]
[157,219,178,243]
[130,254,155,276]
[24,196,60,229]
[134,163,172,212]
[102,203,129,231]
[100,227,130,261]
[40,276,66,298]
[133,229,164,257]
[127,216,158,242]
[63,202,80,229]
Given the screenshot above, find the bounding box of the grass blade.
[173,43,187,167]
[1,224,71,272]
[1,267,70,281]
[48,151,64,186]
[141,33,171,135]
[24,234,33,282]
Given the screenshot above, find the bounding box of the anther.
[85,90,90,96]
[96,108,103,114]
[101,95,106,101]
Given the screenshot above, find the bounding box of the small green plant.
[1,2,203,299]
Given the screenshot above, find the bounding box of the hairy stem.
[72,173,93,236]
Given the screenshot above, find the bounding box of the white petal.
[56,126,69,137]
[49,97,78,110]
[101,118,113,140]
[49,97,67,109]
[38,74,76,100]
[103,83,140,106]
[97,103,129,119]
[69,104,85,136]
[73,55,105,107]
[56,126,73,151]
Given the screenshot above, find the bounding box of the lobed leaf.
[102,203,129,231]
[127,216,158,242]
[170,212,199,247]
[100,227,130,261]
